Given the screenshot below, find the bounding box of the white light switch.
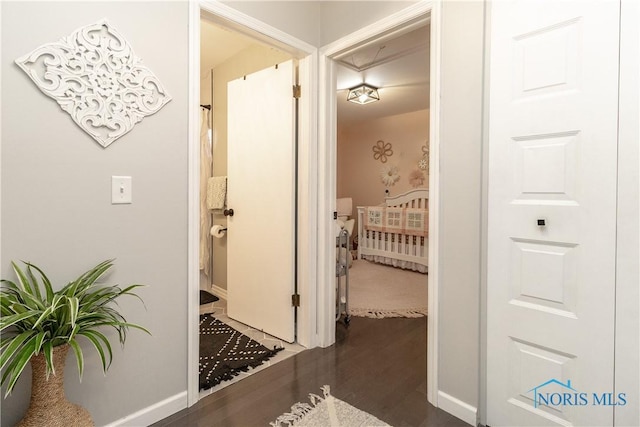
[112,176,132,204]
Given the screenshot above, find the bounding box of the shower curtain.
[200,108,212,276]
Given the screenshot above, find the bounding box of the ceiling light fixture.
[347,83,380,105]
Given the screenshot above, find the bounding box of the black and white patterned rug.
[199,314,283,391]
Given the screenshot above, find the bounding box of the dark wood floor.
[153,317,468,427]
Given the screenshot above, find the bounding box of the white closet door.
[487,1,620,425]
[227,60,296,343]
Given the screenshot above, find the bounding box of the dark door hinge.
[292,293,300,307]
[293,85,301,99]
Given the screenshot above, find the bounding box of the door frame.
[187,0,317,406]
[317,0,441,405]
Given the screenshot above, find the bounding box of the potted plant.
[1,259,149,426]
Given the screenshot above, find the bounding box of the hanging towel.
[207,176,227,210]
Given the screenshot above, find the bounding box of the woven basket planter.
[17,344,93,427]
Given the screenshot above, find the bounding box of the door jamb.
[188,0,317,407]
[317,0,441,406]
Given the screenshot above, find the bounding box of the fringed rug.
[199,314,283,391]
[347,259,427,318]
[271,385,389,427]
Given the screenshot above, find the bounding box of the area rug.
[347,259,427,318]
[199,314,283,391]
[271,385,389,427]
[200,290,219,305]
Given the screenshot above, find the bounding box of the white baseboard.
[105,391,187,427]
[437,390,477,426]
[211,283,227,300]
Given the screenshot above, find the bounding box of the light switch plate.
[112,176,132,204]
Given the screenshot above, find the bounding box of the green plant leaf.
[43,342,54,379]
[0,311,37,332]
[78,330,111,373]
[33,331,48,355]
[2,334,37,397]
[25,264,43,303]
[10,262,35,297]
[68,339,84,381]
[67,296,79,328]
[26,262,54,303]
[0,330,36,372]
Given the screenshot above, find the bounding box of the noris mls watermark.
[528,379,627,408]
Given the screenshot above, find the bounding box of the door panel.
[227,60,296,343]
[487,1,620,425]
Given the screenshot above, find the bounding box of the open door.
[487,1,620,425]
[226,60,297,343]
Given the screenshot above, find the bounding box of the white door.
[487,1,620,426]
[227,60,296,343]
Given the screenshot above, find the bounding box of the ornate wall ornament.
[372,140,393,163]
[15,19,172,148]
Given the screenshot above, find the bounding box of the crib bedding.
[364,206,428,237]
[357,188,429,273]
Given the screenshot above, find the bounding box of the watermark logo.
[528,379,626,408]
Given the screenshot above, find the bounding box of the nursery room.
[335,23,430,322]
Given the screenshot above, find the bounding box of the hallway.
[155,317,467,426]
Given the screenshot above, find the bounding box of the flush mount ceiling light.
[347,83,380,105]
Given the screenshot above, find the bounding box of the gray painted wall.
[438,0,485,409]
[1,2,188,425]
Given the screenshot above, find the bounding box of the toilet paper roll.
[210,224,227,239]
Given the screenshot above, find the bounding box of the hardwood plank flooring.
[153,317,468,427]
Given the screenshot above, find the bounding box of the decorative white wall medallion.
[15,19,172,147]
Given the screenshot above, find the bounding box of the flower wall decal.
[372,140,393,163]
[15,19,172,148]
[409,169,426,188]
[418,140,430,172]
[380,164,400,187]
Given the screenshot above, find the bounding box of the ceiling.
[335,24,430,127]
[201,18,430,128]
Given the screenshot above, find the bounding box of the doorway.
[318,0,440,406]
[334,23,430,320]
[188,2,317,406]
[196,16,305,398]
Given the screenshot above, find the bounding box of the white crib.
[356,188,428,273]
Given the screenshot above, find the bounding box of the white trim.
[210,284,227,301]
[199,1,315,57]
[105,391,187,427]
[187,0,201,408]
[296,52,319,349]
[322,2,433,57]
[188,0,317,408]
[437,391,477,426]
[317,0,440,403]
[615,0,640,425]
[316,51,337,347]
[426,0,441,407]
